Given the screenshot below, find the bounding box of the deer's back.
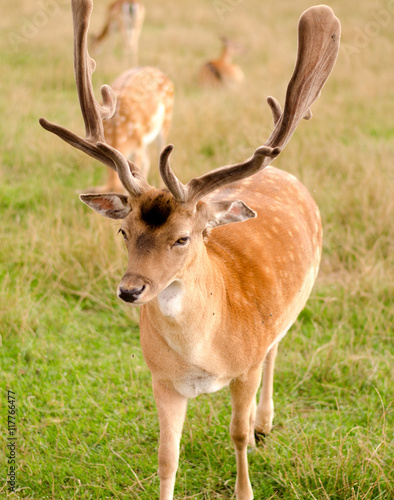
[104,67,174,147]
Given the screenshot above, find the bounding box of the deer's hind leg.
[255,342,278,436]
[230,365,262,500]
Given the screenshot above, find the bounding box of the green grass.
[1,0,393,498]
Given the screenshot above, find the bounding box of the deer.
[90,0,145,66]
[88,66,174,193]
[40,1,340,499]
[200,36,244,88]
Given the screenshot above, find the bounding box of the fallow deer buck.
[40,1,340,499]
[89,66,174,193]
[200,36,244,88]
[91,0,145,66]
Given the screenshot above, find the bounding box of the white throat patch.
[158,280,184,318]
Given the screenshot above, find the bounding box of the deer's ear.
[79,193,131,220]
[207,199,256,229]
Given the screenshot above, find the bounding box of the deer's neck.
[144,245,225,359]
[220,47,232,64]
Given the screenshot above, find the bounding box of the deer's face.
[80,187,255,306]
[117,190,207,305]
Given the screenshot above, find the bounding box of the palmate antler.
[40,1,340,207]
[39,0,148,196]
[160,5,341,204]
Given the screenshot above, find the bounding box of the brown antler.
[39,0,148,196]
[160,5,340,204]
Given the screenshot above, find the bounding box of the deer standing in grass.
[91,0,145,66]
[89,66,174,193]
[200,37,244,87]
[40,1,340,498]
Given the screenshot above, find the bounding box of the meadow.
[1,0,393,498]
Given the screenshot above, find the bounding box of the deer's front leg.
[230,366,263,500]
[152,378,188,500]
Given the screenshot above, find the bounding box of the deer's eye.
[118,228,128,241]
[173,237,189,247]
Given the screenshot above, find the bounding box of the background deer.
[40,1,340,499]
[200,36,244,88]
[91,0,145,66]
[89,66,174,193]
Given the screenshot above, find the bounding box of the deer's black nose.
[118,285,146,303]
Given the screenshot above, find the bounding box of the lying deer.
[40,1,340,498]
[90,66,174,193]
[200,37,244,87]
[91,0,145,66]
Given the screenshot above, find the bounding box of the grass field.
[1,0,393,498]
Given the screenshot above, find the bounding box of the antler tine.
[39,0,147,196]
[161,5,340,205]
[159,145,188,202]
[267,96,282,126]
